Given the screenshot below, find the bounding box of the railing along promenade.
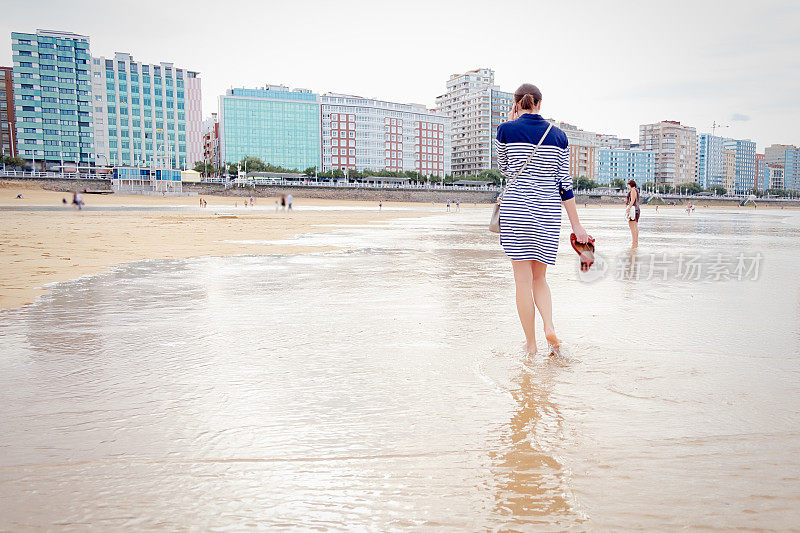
[1,170,799,201]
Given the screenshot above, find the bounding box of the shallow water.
[1,207,799,530]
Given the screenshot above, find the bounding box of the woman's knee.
[512,261,534,285]
[532,262,548,281]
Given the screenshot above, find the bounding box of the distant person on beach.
[72,191,84,210]
[250,196,254,206]
[287,194,293,211]
[496,83,591,355]
[446,199,451,212]
[274,200,279,211]
[379,200,383,211]
[625,179,640,248]
[62,197,67,204]
[16,193,23,199]
[200,197,203,207]
[456,199,460,211]
[280,195,286,211]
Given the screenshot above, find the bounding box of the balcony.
[11,43,36,53]
[14,66,38,76]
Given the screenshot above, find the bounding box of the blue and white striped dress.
[495,113,574,264]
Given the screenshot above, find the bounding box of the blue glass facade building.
[696,134,725,188]
[219,86,320,171]
[11,30,94,167]
[723,138,756,194]
[787,149,800,191]
[596,148,654,185]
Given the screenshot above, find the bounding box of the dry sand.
[0,182,437,310]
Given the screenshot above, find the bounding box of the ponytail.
[513,83,543,111]
[518,94,535,110]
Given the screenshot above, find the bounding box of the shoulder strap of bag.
[500,123,553,198]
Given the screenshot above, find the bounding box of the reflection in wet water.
[1,208,799,530]
[488,360,575,525]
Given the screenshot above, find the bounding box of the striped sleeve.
[556,140,574,201]
[495,125,509,177]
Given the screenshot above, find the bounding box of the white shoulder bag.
[489,123,553,233]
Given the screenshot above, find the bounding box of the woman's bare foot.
[544,331,561,356]
[523,340,537,355]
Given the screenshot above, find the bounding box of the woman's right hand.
[507,103,517,121]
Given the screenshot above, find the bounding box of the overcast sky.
[2,0,798,149]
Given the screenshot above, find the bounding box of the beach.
[1,203,799,530]
[0,181,438,310]
[2,180,794,311]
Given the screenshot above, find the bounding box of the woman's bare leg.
[511,260,536,353]
[628,220,638,248]
[532,261,559,349]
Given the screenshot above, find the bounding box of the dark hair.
[628,179,637,188]
[514,83,543,110]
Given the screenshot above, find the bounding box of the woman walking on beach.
[625,179,640,248]
[496,83,591,355]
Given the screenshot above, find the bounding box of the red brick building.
[0,66,16,157]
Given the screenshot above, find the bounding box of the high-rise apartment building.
[764,144,800,191]
[548,120,599,180]
[722,138,756,194]
[596,148,654,185]
[435,68,512,176]
[0,66,16,156]
[639,120,697,185]
[218,86,320,171]
[320,93,451,176]
[696,134,726,188]
[11,30,94,168]
[91,52,202,168]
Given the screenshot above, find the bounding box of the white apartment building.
[598,134,632,150]
[435,68,512,176]
[767,165,784,189]
[320,93,451,176]
[639,120,697,185]
[90,52,202,169]
[723,149,736,193]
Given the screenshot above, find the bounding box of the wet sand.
[0,182,438,310]
[1,205,800,529]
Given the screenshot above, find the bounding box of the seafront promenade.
[3,176,800,207]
